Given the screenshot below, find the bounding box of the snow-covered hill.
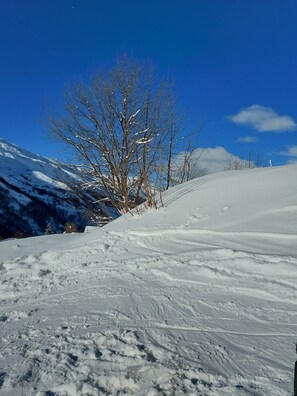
[0,138,115,238]
[0,164,296,395]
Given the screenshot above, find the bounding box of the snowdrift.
[0,164,296,395]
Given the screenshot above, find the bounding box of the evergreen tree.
[44,222,54,235]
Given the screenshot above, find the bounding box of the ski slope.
[0,165,296,395]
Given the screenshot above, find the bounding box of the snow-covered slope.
[0,165,296,395]
[0,138,114,238]
[105,164,297,255]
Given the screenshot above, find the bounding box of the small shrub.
[64,221,78,233]
[13,230,27,239]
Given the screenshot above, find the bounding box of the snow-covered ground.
[0,165,296,395]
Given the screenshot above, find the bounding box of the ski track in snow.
[0,165,297,395]
[0,226,296,396]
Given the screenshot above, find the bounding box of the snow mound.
[0,165,296,395]
[106,164,297,235]
[105,164,297,255]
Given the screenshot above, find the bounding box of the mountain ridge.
[0,138,116,238]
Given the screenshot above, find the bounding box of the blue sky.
[1,0,296,167]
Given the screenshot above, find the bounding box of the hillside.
[0,164,296,395]
[0,138,116,238]
[105,164,297,255]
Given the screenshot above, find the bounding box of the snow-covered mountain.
[0,164,296,395]
[0,138,115,239]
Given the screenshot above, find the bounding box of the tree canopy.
[46,56,199,214]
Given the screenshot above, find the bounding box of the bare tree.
[64,221,78,233]
[226,151,264,171]
[226,156,246,171]
[46,56,194,214]
[166,128,204,186]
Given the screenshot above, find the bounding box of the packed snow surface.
[0,165,296,395]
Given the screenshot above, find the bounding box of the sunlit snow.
[0,164,296,395]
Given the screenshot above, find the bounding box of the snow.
[0,164,296,395]
[0,138,80,195]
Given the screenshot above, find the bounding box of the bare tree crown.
[46,56,198,214]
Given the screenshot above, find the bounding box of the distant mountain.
[0,138,116,239]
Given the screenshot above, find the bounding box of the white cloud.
[287,158,297,164]
[280,145,297,157]
[173,146,260,179]
[237,136,258,143]
[184,147,241,175]
[280,145,297,164]
[229,104,297,132]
